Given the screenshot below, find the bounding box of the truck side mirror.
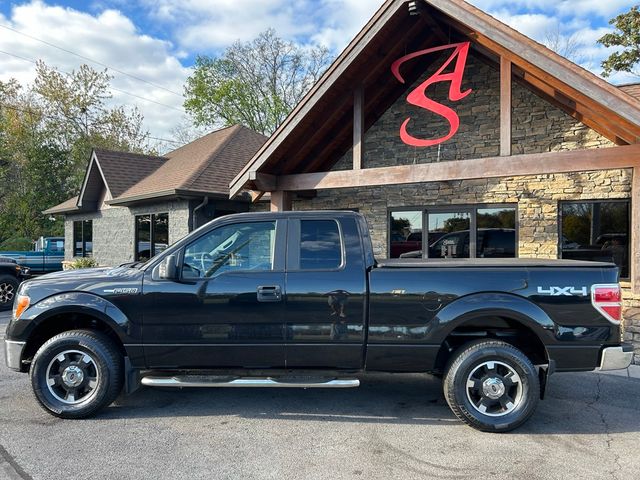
[156,254,178,281]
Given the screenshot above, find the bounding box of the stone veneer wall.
[285,50,640,361]
[64,199,191,267]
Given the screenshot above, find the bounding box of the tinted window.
[135,213,169,262]
[560,201,629,278]
[427,212,470,258]
[73,220,92,257]
[183,221,276,278]
[390,210,422,258]
[477,207,516,258]
[299,220,342,270]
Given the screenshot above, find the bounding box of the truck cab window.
[299,220,342,270]
[182,221,276,278]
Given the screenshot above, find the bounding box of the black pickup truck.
[4,211,633,432]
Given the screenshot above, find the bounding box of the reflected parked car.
[399,228,516,259]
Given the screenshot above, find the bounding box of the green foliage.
[598,6,640,77]
[0,237,33,251]
[0,62,154,246]
[184,29,332,135]
[67,257,99,269]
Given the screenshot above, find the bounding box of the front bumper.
[4,339,25,371]
[599,343,634,371]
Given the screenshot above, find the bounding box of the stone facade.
[65,198,191,267]
[285,51,639,361]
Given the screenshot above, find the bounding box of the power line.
[0,102,185,146]
[0,49,185,113]
[0,23,184,98]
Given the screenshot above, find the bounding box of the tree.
[543,26,580,62]
[184,29,332,135]
[0,62,155,244]
[33,62,152,183]
[598,6,640,77]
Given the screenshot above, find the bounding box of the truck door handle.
[257,285,282,303]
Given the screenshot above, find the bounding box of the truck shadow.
[104,371,640,434]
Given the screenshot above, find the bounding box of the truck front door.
[284,216,366,369]
[142,218,287,369]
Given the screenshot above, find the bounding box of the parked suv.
[0,257,30,310]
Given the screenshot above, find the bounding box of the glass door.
[426,210,472,259]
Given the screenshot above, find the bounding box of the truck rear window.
[299,220,342,270]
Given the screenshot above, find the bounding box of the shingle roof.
[110,125,267,204]
[620,84,640,101]
[93,149,167,198]
[43,196,80,215]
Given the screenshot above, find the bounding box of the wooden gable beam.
[500,57,511,156]
[275,144,640,191]
[353,86,364,170]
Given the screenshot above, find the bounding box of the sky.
[0,0,638,147]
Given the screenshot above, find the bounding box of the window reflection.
[560,201,629,278]
[390,211,422,258]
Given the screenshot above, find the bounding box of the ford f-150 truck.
[0,236,64,274]
[3,211,633,432]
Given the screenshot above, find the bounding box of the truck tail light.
[591,284,622,325]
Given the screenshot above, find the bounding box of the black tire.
[30,329,123,418]
[0,274,18,311]
[443,339,540,432]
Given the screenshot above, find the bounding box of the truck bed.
[375,258,616,268]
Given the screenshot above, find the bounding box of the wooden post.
[632,167,640,294]
[500,57,512,157]
[270,191,292,212]
[353,86,364,170]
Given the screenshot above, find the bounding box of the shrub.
[67,257,99,269]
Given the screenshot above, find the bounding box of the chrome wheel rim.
[0,282,15,304]
[465,360,523,417]
[45,350,99,404]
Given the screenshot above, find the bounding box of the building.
[45,125,266,266]
[229,0,640,361]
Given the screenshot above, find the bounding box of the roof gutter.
[191,196,209,231]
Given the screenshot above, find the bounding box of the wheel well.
[20,312,126,372]
[434,315,548,373]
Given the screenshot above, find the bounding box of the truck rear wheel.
[443,339,539,432]
[0,275,18,311]
[30,329,123,418]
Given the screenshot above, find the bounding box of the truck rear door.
[284,215,366,369]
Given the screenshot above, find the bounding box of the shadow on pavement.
[98,370,640,434]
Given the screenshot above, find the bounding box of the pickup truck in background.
[3,212,633,432]
[0,236,64,274]
[0,257,30,310]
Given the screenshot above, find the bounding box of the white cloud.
[0,0,191,144]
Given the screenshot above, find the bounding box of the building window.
[389,205,517,259]
[73,220,92,257]
[135,213,169,262]
[560,200,630,279]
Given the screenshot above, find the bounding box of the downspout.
[191,196,209,231]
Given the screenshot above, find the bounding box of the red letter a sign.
[391,42,472,147]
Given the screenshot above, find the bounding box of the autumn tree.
[0,63,154,245]
[598,6,640,77]
[184,29,332,135]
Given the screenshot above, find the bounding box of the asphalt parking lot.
[2,310,640,480]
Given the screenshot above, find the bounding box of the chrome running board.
[141,375,360,388]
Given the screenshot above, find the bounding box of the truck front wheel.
[0,275,18,311]
[443,339,540,432]
[30,330,123,418]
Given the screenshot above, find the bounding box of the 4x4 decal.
[537,286,588,296]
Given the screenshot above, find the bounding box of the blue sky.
[0,0,637,144]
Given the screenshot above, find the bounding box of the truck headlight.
[13,294,30,320]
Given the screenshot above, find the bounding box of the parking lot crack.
[586,374,622,480]
[0,444,33,480]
